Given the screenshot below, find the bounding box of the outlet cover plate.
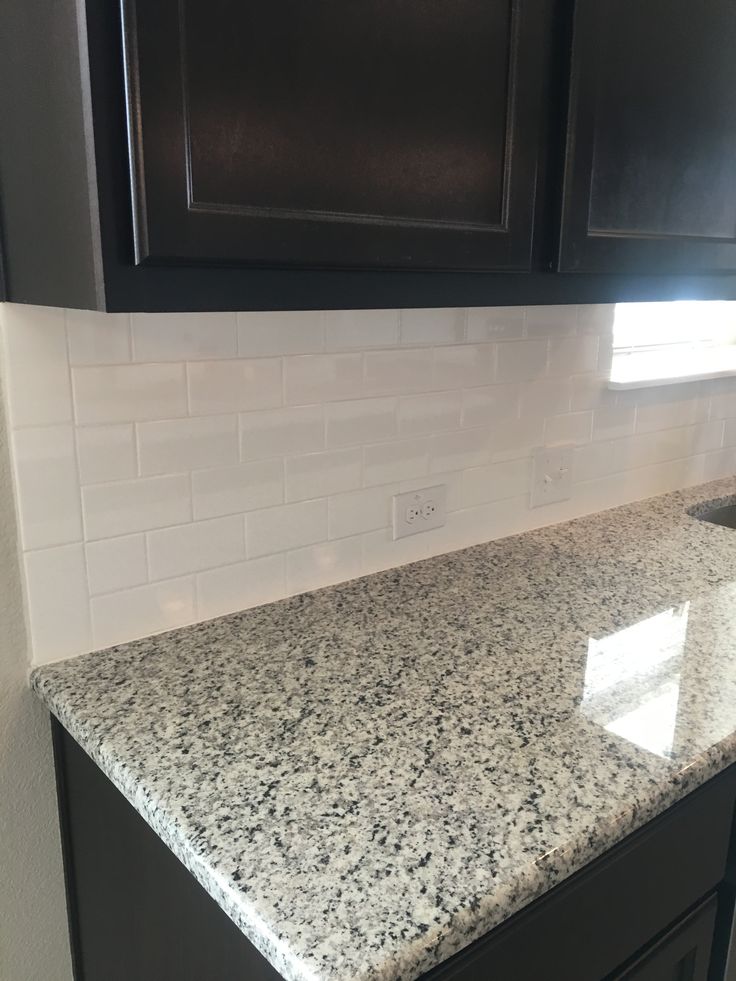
[531,445,573,508]
[392,484,447,540]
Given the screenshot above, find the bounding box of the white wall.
[2,302,736,666]
[0,363,72,980]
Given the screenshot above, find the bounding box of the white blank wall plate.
[531,445,573,508]
[392,484,447,540]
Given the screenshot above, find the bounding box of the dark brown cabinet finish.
[559,0,736,274]
[124,0,548,273]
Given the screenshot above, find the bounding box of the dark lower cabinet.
[612,896,717,981]
[52,720,736,981]
[559,0,736,275]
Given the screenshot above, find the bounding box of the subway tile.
[147,516,245,581]
[466,306,525,342]
[240,405,325,461]
[324,309,399,349]
[362,524,437,575]
[86,535,148,596]
[137,415,238,475]
[196,555,285,620]
[461,384,519,429]
[187,358,282,415]
[286,536,363,595]
[544,411,592,445]
[325,397,397,447]
[363,437,430,486]
[702,447,736,481]
[2,304,72,426]
[66,309,131,365]
[363,348,434,396]
[191,459,283,519]
[73,363,187,424]
[246,500,327,557]
[462,458,532,508]
[24,545,92,663]
[489,416,545,461]
[430,428,490,472]
[285,353,363,405]
[571,374,617,411]
[237,310,323,357]
[519,379,571,417]
[286,447,362,501]
[76,424,137,484]
[399,308,465,346]
[723,418,736,447]
[131,312,237,361]
[328,485,392,539]
[710,390,736,419]
[399,470,465,512]
[91,577,196,650]
[592,405,636,442]
[548,335,599,377]
[524,305,578,337]
[398,391,462,436]
[576,304,615,335]
[495,339,548,383]
[12,426,82,549]
[433,344,495,390]
[634,395,708,434]
[83,474,191,540]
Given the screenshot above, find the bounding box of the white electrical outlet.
[392,484,447,540]
[531,445,573,508]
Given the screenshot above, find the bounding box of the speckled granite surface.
[31,477,736,981]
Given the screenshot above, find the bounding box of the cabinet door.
[121,0,550,273]
[559,0,736,274]
[612,895,718,981]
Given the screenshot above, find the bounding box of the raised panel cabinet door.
[121,0,551,272]
[559,0,736,274]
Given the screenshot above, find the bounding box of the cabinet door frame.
[121,0,551,273]
[558,0,736,275]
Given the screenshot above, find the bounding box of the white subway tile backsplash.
[73,363,188,424]
[191,460,283,519]
[12,425,82,549]
[328,485,391,539]
[364,347,434,395]
[147,516,244,581]
[24,545,92,663]
[2,305,72,426]
[285,352,364,405]
[132,312,237,361]
[66,310,131,365]
[495,339,548,382]
[286,536,363,595]
[187,358,282,415]
[138,415,238,476]
[5,301,736,664]
[466,306,526,342]
[238,311,323,357]
[83,474,191,540]
[398,391,462,436]
[196,555,285,620]
[363,436,430,486]
[240,405,325,461]
[86,535,147,596]
[285,447,362,501]
[246,500,326,557]
[325,309,399,349]
[325,397,397,448]
[400,308,465,346]
[91,577,196,650]
[76,424,137,484]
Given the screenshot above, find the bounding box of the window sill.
[608,347,736,390]
[609,368,736,391]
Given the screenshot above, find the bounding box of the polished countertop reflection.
[31,477,736,981]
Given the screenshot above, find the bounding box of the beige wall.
[0,359,72,980]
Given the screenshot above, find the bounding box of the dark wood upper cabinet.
[123,0,548,273]
[4,0,736,310]
[559,0,736,274]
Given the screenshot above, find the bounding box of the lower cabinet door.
[613,894,718,981]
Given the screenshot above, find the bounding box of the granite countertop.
[31,477,736,981]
